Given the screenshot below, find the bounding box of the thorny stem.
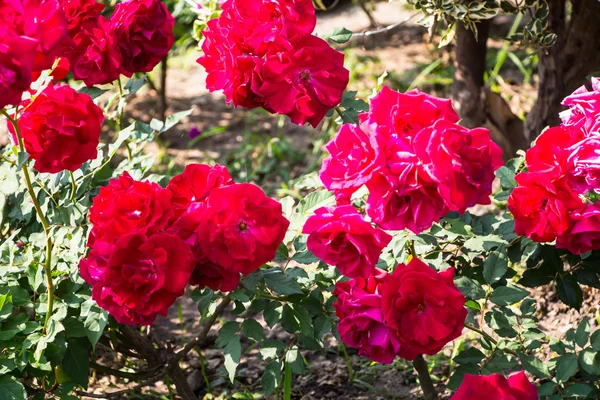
[412,355,438,400]
[465,323,519,357]
[2,109,55,334]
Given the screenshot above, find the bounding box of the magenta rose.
[414,120,503,212]
[507,173,584,243]
[333,269,417,364]
[64,16,122,86]
[560,77,600,134]
[557,203,600,255]
[79,232,195,325]
[451,372,538,400]
[320,123,383,194]
[379,258,467,356]
[0,31,37,109]
[88,172,174,245]
[111,0,175,77]
[303,205,392,279]
[525,125,584,180]
[259,35,349,128]
[167,163,233,219]
[196,183,290,275]
[366,171,448,234]
[60,0,105,33]
[566,134,600,193]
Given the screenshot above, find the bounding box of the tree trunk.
[525,0,600,140]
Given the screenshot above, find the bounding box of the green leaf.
[296,190,335,214]
[262,361,282,394]
[537,382,556,397]
[291,250,319,265]
[84,305,107,348]
[162,109,193,133]
[62,340,90,388]
[453,347,485,364]
[242,319,266,343]
[259,340,285,361]
[16,152,29,169]
[263,301,283,328]
[328,27,353,43]
[285,347,305,374]
[575,317,591,348]
[564,383,595,398]
[454,276,485,300]
[578,349,600,375]
[216,321,239,348]
[263,270,303,295]
[557,274,583,310]
[555,353,578,382]
[518,352,550,378]
[590,330,600,351]
[489,285,529,306]
[483,247,508,284]
[0,375,26,400]
[495,166,517,189]
[77,86,108,99]
[223,335,241,383]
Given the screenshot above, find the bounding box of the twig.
[173,296,232,362]
[464,323,519,357]
[351,12,420,38]
[90,361,162,381]
[412,355,438,400]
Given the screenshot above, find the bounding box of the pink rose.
[320,123,383,194]
[560,77,600,134]
[366,171,448,234]
[333,269,417,364]
[303,205,392,279]
[259,35,349,128]
[414,120,503,212]
[167,163,233,220]
[451,372,538,400]
[64,16,122,86]
[566,135,600,193]
[380,258,467,356]
[111,0,175,77]
[557,203,600,255]
[526,125,584,180]
[79,232,195,325]
[508,173,584,243]
[0,32,37,109]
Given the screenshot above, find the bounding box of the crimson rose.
[451,372,538,400]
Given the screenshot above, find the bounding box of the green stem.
[2,109,54,334]
[464,323,519,357]
[334,106,344,120]
[0,153,15,165]
[283,359,292,400]
[69,171,77,202]
[340,343,355,381]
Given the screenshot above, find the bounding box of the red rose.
[507,173,584,243]
[88,172,174,245]
[196,183,290,275]
[111,0,175,77]
[31,57,70,82]
[366,171,448,234]
[566,135,600,193]
[167,163,233,219]
[64,16,122,87]
[414,120,503,212]
[60,0,105,33]
[0,0,68,72]
[361,86,459,140]
[303,205,392,279]
[79,232,195,325]
[379,258,467,356]
[525,126,584,180]
[333,269,417,363]
[0,31,37,109]
[320,124,383,194]
[14,84,103,173]
[451,372,538,400]
[557,204,600,255]
[259,35,349,127]
[170,203,240,292]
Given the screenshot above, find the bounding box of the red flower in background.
[303,205,392,279]
[111,0,175,77]
[557,204,600,255]
[525,125,584,180]
[60,0,105,33]
[334,269,417,364]
[79,233,195,325]
[0,31,37,109]
[379,258,467,356]
[88,172,174,245]
[14,84,103,173]
[450,372,538,400]
[560,77,600,134]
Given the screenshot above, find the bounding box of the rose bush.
[1,0,600,399]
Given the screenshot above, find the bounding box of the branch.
[464,323,519,357]
[412,355,438,400]
[90,362,161,381]
[173,296,232,363]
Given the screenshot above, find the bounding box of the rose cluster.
[333,259,467,363]
[508,78,600,255]
[80,164,290,325]
[0,0,174,109]
[320,86,503,234]
[197,0,349,127]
